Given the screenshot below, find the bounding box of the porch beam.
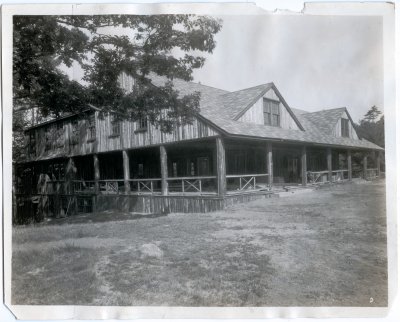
[122,150,130,193]
[267,142,273,186]
[327,147,332,182]
[93,154,100,193]
[376,151,381,177]
[216,137,226,196]
[160,145,168,195]
[363,153,368,179]
[347,150,352,181]
[301,145,307,186]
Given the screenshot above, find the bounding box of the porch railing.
[307,170,349,184]
[99,179,125,194]
[226,173,269,191]
[167,176,217,194]
[128,178,162,194]
[73,180,96,193]
[365,168,378,180]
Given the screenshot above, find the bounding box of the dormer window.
[341,118,349,137]
[263,99,280,127]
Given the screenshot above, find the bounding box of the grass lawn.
[12,180,387,306]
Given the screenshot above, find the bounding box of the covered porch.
[67,137,383,197]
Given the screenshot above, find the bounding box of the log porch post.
[267,142,273,186]
[363,153,368,179]
[216,137,226,196]
[301,145,307,186]
[160,145,168,196]
[376,151,381,177]
[347,150,352,181]
[122,150,130,193]
[93,154,100,193]
[327,147,332,183]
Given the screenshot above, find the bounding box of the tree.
[355,106,384,148]
[13,15,222,156]
[363,105,381,122]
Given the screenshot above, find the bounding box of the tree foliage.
[13,15,222,130]
[355,106,385,148]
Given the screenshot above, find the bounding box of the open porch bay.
[15,137,383,217]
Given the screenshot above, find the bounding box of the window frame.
[263,98,280,127]
[28,131,36,157]
[70,119,79,145]
[87,114,96,142]
[341,118,350,137]
[135,116,148,133]
[110,115,121,137]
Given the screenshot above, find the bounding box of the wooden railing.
[73,180,96,193]
[307,170,349,184]
[99,179,125,194]
[226,173,269,191]
[167,176,217,194]
[365,168,378,180]
[128,178,162,194]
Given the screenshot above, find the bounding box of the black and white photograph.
[1,1,397,320]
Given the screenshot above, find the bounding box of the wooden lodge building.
[14,74,384,219]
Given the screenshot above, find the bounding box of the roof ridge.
[223,82,273,96]
[306,107,346,114]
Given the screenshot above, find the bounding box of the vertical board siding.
[238,88,300,131]
[27,111,219,161]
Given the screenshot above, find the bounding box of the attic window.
[341,118,349,137]
[263,99,280,127]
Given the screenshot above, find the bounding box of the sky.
[190,14,383,122]
[65,13,384,123]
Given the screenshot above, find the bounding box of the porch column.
[122,150,130,193]
[326,147,333,182]
[376,151,381,177]
[301,145,307,186]
[347,150,352,181]
[363,153,368,179]
[267,142,273,186]
[93,154,100,193]
[160,145,168,195]
[216,137,226,196]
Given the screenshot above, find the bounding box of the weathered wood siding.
[96,112,218,152]
[26,111,218,161]
[238,88,301,131]
[30,115,97,160]
[333,111,358,139]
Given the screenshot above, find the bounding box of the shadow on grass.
[42,211,168,226]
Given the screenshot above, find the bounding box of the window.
[172,162,178,177]
[110,115,120,136]
[136,117,148,132]
[87,114,96,141]
[44,127,52,151]
[71,119,79,145]
[28,131,36,156]
[263,99,280,127]
[55,122,64,148]
[138,163,144,176]
[341,118,349,137]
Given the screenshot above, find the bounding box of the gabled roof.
[25,73,383,151]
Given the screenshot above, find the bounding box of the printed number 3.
[370,297,374,303]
